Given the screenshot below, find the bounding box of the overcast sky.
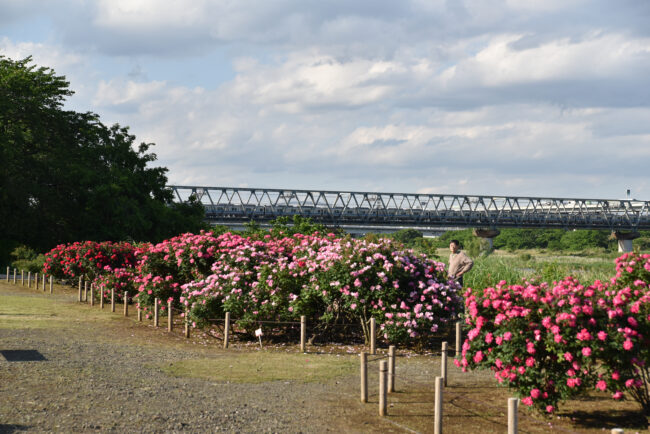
[2,0,649,199]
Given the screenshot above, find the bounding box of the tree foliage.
[0,56,206,261]
[433,228,616,252]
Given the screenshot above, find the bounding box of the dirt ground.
[1,281,649,433]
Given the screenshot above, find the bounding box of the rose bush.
[43,241,137,280]
[42,231,463,348]
[182,234,462,344]
[458,252,650,415]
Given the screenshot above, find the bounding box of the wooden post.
[90,284,95,306]
[456,321,461,358]
[42,273,45,291]
[84,280,88,302]
[111,288,115,312]
[442,341,448,387]
[154,298,159,327]
[168,300,173,332]
[13,268,17,284]
[379,360,388,416]
[388,345,396,393]
[5,266,8,282]
[370,317,376,355]
[100,286,104,309]
[78,277,82,301]
[49,275,52,293]
[223,312,230,349]
[184,308,190,338]
[434,377,443,434]
[28,271,32,288]
[300,315,306,353]
[360,352,368,403]
[123,291,129,316]
[508,397,518,434]
[137,306,142,322]
[21,270,24,286]
[34,273,38,290]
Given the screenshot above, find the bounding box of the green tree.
[0,56,206,260]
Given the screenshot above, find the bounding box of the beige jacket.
[448,251,473,279]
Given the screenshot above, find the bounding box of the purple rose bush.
[458,252,650,415]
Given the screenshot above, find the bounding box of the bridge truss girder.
[169,186,650,231]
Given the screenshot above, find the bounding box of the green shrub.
[10,246,45,273]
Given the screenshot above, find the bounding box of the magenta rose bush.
[458,252,650,415]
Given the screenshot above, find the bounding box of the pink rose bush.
[181,234,462,344]
[94,267,137,302]
[458,252,650,415]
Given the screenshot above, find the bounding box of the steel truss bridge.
[169,186,650,233]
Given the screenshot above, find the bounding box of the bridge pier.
[611,231,640,253]
[473,229,501,251]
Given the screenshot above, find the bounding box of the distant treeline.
[375,228,650,258]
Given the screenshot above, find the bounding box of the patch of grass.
[159,352,357,383]
[0,285,120,329]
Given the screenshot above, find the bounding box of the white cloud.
[441,33,650,88]
[0,37,82,71]
[3,1,650,199]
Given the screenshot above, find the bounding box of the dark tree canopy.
[0,56,206,260]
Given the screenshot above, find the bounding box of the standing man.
[448,239,473,286]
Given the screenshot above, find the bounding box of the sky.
[2,0,650,200]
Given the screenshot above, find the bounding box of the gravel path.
[0,283,406,433]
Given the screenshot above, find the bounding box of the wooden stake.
[21,270,24,286]
[49,275,52,293]
[78,277,82,301]
[90,283,95,306]
[456,321,461,358]
[154,298,159,327]
[34,273,38,290]
[111,288,115,312]
[42,273,45,291]
[13,268,17,284]
[300,315,306,353]
[370,317,376,355]
[84,281,88,302]
[123,291,129,316]
[379,360,388,416]
[137,306,142,321]
[360,352,368,403]
[28,271,32,288]
[184,308,190,338]
[5,266,8,282]
[508,397,518,434]
[167,300,173,332]
[434,377,443,434]
[100,286,104,309]
[388,345,396,393]
[442,341,448,387]
[223,312,230,349]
